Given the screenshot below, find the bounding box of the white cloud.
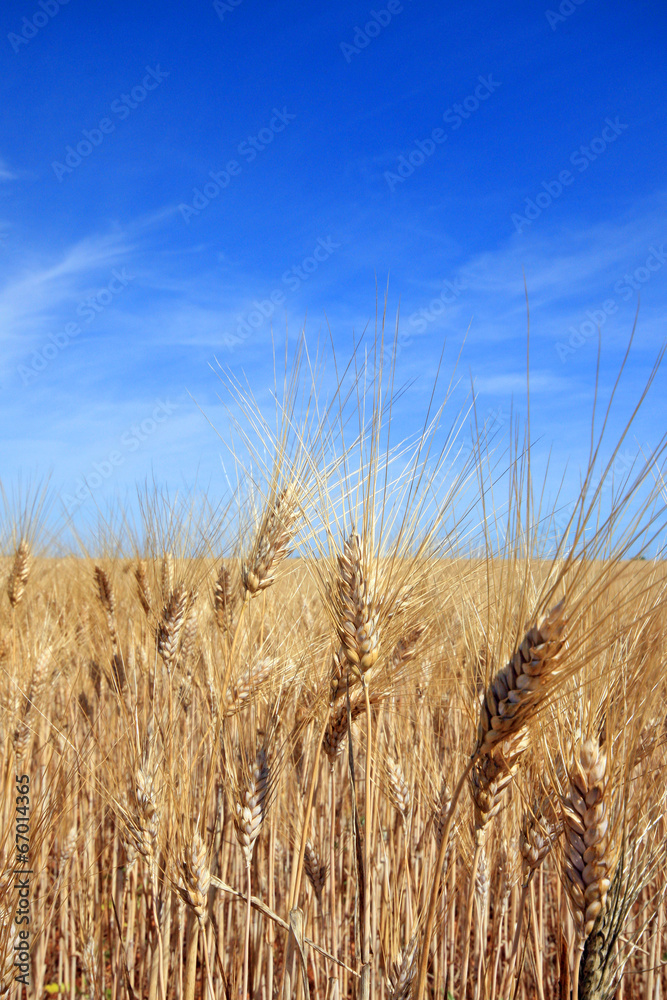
[1,193,665,530]
[0,157,18,182]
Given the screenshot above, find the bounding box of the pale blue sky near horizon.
[0,0,666,546]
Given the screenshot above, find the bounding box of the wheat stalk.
[415,600,568,1000]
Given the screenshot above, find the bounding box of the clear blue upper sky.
[1,0,666,537]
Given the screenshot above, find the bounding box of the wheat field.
[1,342,667,1000]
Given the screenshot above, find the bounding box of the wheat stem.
[288,709,331,912]
[242,863,252,1000]
[415,756,475,1000]
[362,675,373,989]
[460,841,483,999]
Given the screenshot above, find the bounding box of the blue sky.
[1,0,666,541]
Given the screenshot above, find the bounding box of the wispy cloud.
[1,187,664,528]
[0,157,19,182]
[0,232,133,359]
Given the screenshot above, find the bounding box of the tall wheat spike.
[304,840,328,907]
[94,565,119,653]
[213,564,236,631]
[562,739,611,940]
[242,484,298,596]
[135,559,154,618]
[520,799,558,883]
[323,694,377,764]
[330,531,380,699]
[470,730,529,842]
[157,583,189,674]
[386,938,418,1000]
[475,600,567,755]
[7,538,30,608]
[561,737,613,998]
[234,748,270,867]
[178,830,211,925]
[133,766,161,887]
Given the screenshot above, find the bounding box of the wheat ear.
[242,484,298,596]
[161,552,174,597]
[94,566,120,653]
[178,830,211,926]
[157,583,189,675]
[385,755,411,824]
[520,799,558,883]
[322,692,379,764]
[561,737,611,999]
[386,937,418,1000]
[224,658,274,715]
[475,600,567,754]
[213,564,236,631]
[330,532,380,700]
[234,748,270,868]
[7,538,30,608]
[470,730,529,841]
[12,644,51,759]
[135,559,154,618]
[304,840,328,908]
[503,799,558,995]
[133,766,160,889]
